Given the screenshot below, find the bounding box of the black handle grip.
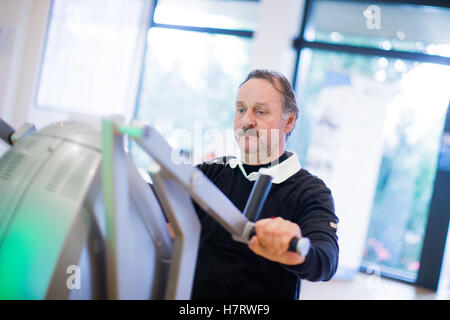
[244,173,301,254]
[243,173,272,222]
[288,237,299,253]
[249,227,300,254]
[0,118,15,146]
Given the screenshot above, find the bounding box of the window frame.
[292,0,450,290]
[131,0,257,121]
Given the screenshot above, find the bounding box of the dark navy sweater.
[191,152,339,300]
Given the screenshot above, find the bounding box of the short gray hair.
[239,69,299,137]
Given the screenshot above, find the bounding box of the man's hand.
[248,217,306,265]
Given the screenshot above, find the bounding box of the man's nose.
[241,110,256,128]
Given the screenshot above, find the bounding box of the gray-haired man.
[192,70,339,299]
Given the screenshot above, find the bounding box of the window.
[153,0,259,30]
[292,0,450,285]
[36,0,148,115]
[305,0,450,56]
[131,0,259,169]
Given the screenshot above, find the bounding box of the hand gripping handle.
[248,227,302,254]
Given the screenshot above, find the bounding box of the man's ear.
[284,113,296,134]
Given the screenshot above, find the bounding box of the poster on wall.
[305,71,398,279]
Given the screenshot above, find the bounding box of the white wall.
[251,0,304,81]
[0,0,54,132]
[0,0,38,155]
[0,0,36,125]
[0,0,50,129]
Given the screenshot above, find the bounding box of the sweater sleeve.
[282,180,339,282]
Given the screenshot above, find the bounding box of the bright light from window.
[36,0,146,115]
[153,0,259,31]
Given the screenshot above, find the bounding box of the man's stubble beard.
[236,128,283,165]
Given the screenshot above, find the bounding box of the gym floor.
[299,272,448,300]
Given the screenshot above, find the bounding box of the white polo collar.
[226,150,302,184]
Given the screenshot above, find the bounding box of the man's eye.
[237,109,244,113]
[257,110,265,115]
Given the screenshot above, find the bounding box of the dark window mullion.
[416,101,450,291]
[292,0,312,89]
[346,0,450,9]
[293,39,450,66]
[151,22,254,38]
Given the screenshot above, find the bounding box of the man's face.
[234,78,294,162]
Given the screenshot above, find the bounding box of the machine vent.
[60,154,95,201]
[0,137,39,181]
[0,151,25,181]
[46,158,72,193]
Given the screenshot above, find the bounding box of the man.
[191,69,339,300]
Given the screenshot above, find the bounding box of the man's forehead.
[238,77,280,93]
[236,78,283,105]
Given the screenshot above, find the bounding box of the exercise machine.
[0,117,303,299]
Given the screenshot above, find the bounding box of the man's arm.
[248,189,339,282]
